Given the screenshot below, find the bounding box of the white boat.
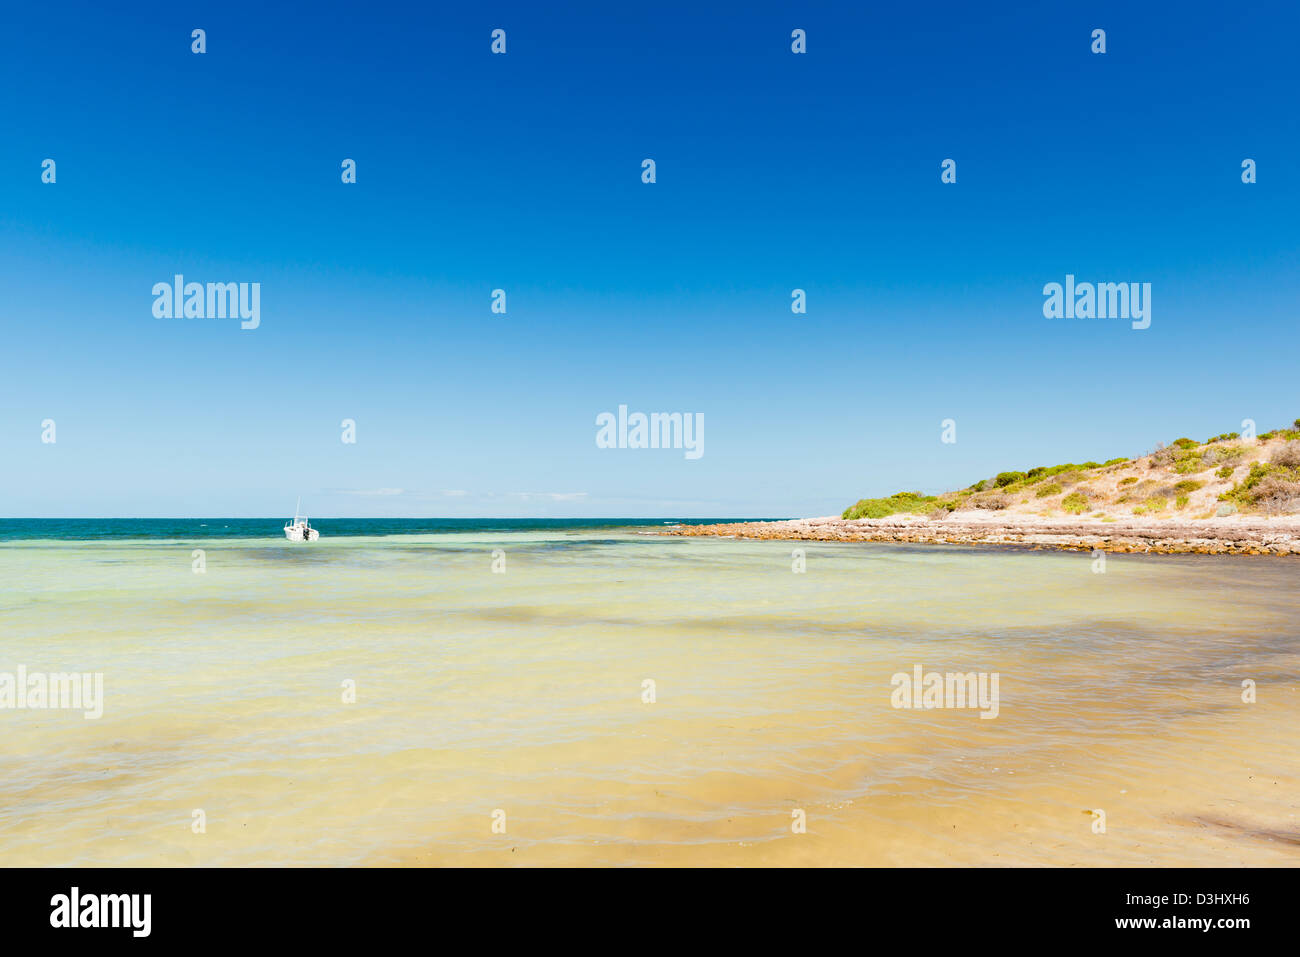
[284,498,320,542]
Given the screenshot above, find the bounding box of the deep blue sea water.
[0,518,782,542]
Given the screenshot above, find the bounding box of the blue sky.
[2,0,1297,517]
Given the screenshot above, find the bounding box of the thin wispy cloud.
[508,492,589,502]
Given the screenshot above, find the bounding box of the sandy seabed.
[2,529,1297,866]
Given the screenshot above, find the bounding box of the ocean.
[0,517,767,542]
[1,520,1297,865]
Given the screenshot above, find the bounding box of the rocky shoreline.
[658,516,1300,555]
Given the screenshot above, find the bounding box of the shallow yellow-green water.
[1,530,1297,866]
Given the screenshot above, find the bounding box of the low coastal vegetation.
[842,420,1300,521]
[1060,491,1089,514]
[841,491,940,519]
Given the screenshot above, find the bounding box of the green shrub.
[1119,476,1138,486]
[1035,483,1063,498]
[1173,479,1203,493]
[1221,463,1276,506]
[1202,444,1244,467]
[1061,492,1089,514]
[1175,494,1189,509]
[1172,437,1199,450]
[1028,463,1083,481]
[1216,465,1234,479]
[1147,496,1168,512]
[843,491,938,520]
[1219,458,1300,512]
[994,471,1026,487]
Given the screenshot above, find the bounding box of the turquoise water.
[0,518,780,542]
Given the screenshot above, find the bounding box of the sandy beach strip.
[658,515,1300,555]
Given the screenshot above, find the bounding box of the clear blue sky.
[2,0,1297,517]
